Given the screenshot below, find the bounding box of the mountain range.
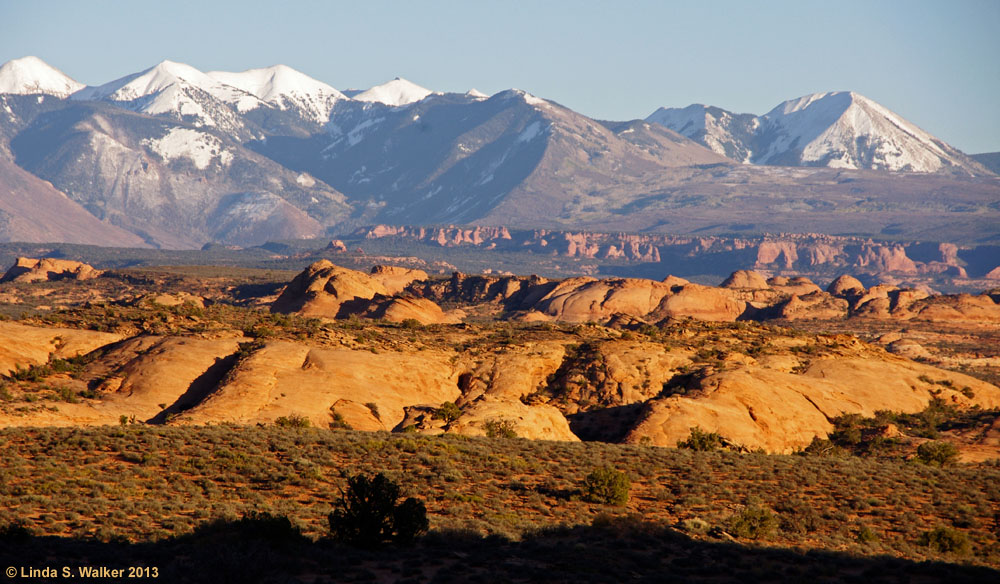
[0,56,997,249]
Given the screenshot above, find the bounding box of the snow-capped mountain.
[72,60,259,135]
[646,104,758,163]
[0,56,83,97]
[207,65,346,123]
[1,56,997,248]
[353,77,436,106]
[647,92,990,175]
[257,88,726,226]
[6,97,349,247]
[755,91,984,173]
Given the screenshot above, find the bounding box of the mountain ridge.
[0,56,997,251]
[647,91,991,176]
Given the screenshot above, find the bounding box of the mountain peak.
[353,77,434,106]
[0,56,84,97]
[74,59,217,102]
[206,64,345,121]
[649,91,986,175]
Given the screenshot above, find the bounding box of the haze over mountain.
[647,91,989,175]
[0,56,997,250]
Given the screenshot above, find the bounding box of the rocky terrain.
[1,258,998,460]
[353,224,1000,291]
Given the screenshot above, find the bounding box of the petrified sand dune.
[369,265,428,295]
[173,341,462,429]
[93,336,246,422]
[1,319,998,456]
[827,274,865,296]
[363,295,463,325]
[627,355,1000,453]
[271,261,452,322]
[272,262,1000,325]
[517,277,750,323]
[721,270,770,290]
[446,397,579,441]
[1,257,102,283]
[0,321,123,376]
[271,260,390,317]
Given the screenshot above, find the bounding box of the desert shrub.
[679,517,710,534]
[399,318,423,330]
[916,440,959,467]
[329,472,428,547]
[274,414,311,428]
[677,426,724,451]
[729,502,777,540]
[856,523,879,544]
[483,418,518,439]
[433,401,462,424]
[582,466,630,505]
[919,526,971,555]
[329,406,351,430]
[364,402,381,420]
[195,511,303,544]
[0,518,32,543]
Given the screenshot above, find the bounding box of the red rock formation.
[1,257,102,283]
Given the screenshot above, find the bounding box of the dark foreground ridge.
[2,518,997,584]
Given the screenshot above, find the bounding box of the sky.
[2,0,998,153]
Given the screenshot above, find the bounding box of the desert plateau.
[3,3,1000,579]
[1,253,999,582]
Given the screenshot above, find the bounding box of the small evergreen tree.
[916,440,959,466]
[329,473,428,547]
[583,466,630,505]
[677,426,724,451]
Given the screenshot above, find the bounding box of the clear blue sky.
[3,0,998,153]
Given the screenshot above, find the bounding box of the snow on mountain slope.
[0,56,84,97]
[141,127,234,170]
[353,77,435,106]
[646,104,757,163]
[755,91,982,174]
[72,60,259,132]
[648,92,989,175]
[207,65,346,122]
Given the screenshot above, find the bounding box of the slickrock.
[1,257,102,283]
[93,336,245,422]
[0,321,123,376]
[776,292,849,320]
[767,276,822,296]
[172,341,460,430]
[531,277,672,323]
[364,295,463,324]
[656,284,747,321]
[721,270,770,290]
[907,293,1000,322]
[827,274,865,296]
[144,292,206,309]
[368,265,428,295]
[271,260,390,317]
[626,356,1000,453]
[446,397,579,441]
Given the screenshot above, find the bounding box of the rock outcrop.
[271,260,389,317]
[270,260,458,323]
[356,225,1000,286]
[626,354,1000,453]
[0,321,124,376]
[2,320,999,456]
[1,257,102,283]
